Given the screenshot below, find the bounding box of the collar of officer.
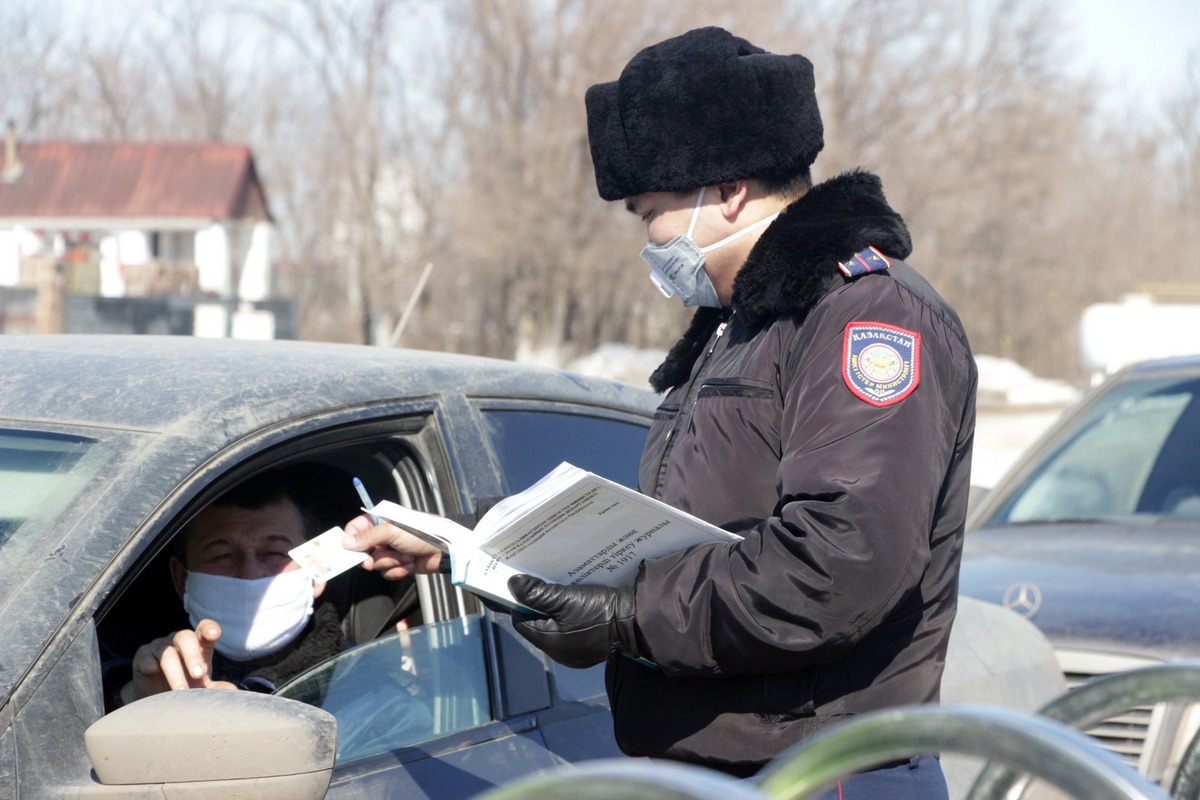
[649,169,912,392]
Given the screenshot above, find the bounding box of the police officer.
[504,27,977,798]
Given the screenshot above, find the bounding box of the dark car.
[960,355,1200,786]
[0,334,658,798]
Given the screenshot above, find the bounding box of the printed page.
[471,461,589,538]
[460,465,739,607]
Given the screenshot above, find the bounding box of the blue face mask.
[639,187,779,308]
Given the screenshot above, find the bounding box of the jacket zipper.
[692,313,732,410]
[708,320,729,355]
[654,310,734,497]
[676,311,729,434]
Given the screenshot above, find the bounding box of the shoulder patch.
[837,246,891,278]
[842,322,921,406]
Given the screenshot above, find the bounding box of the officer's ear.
[716,180,751,220]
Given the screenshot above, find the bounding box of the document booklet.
[365,461,740,610]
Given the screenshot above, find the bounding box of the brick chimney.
[3,119,23,183]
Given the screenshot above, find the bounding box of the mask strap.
[700,211,780,254]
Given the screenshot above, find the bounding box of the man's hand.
[123,620,237,704]
[342,514,442,580]
[507,575,640,669]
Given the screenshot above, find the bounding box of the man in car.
[344,27,976,798]
[109,470,346,707]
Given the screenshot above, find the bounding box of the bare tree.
[779,0,1150,378]
[11,0,1198,382]
[244,0,421,344]
[148,4,256,142]
[1,0,68,135]
[1164,50,1200,229]
[421,0,790,363]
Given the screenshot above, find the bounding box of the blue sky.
[1063,0,1200,113]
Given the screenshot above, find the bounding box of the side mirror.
[84,689,336,799]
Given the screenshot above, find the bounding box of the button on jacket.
[608,170,978,775]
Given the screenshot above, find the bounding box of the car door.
[313,396,653,798]
[3,399,463,797]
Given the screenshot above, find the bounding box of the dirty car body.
[0,335,658,798]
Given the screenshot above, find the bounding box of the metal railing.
[757,704,1167,800]
[968,660,1200,800]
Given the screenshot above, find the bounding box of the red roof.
[0,140,271,222]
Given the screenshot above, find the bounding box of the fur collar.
[649,170,911,392]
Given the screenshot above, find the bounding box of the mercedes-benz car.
[960,355,1200,787]
[0,334,658,798]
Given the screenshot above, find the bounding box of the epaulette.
[837,246,891,278]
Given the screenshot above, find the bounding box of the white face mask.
[639,186,780,308]
[183,569,315,662]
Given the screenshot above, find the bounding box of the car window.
[0,429,112,546]
[481,409,649,492]
[273,615,491,764]
[94,424,464,713]
[993,378,1199,523]
[0,429,117,615]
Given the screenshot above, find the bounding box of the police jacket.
[608,170,977,775]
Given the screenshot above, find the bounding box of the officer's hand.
[342,514,442,579]
[507,575,640,668]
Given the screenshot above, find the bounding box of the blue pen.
[353,477,381,524]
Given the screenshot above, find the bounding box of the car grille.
[1057,650,1200,786]
[1061,669,1155,769]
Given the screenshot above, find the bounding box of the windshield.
[983,375,1200,525]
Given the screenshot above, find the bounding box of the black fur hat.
[585,27,823,201]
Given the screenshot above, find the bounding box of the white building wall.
[195,223,231,297]
[2,219,267,302]
[0,226,44,286]
[117,230,150,266]
[0,229,19,286]
[236,221,272,301]
[98,235,125,297]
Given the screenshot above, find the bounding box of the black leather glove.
[507,575,640,669]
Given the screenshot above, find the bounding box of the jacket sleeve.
[633,277,974,676]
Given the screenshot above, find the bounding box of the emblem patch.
[842,322,921,406]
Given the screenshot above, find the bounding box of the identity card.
[289,526,369,582]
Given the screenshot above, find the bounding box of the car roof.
[0,335,658,434]
[1118,354,1200,378]
[0,336,659,702]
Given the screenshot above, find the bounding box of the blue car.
[0,335,657,798]
[960,355,1200,787]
